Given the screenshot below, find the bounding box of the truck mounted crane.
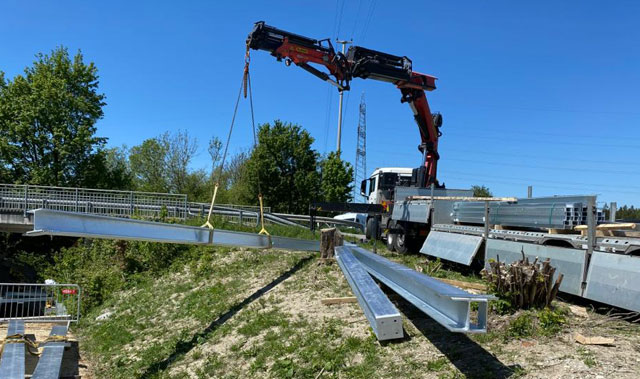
[246,21,444,189]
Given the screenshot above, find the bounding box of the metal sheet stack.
[452,196,604,230]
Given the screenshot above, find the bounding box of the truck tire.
[394,223,410,254]
[366,217,379,241]
[386,221,396,251]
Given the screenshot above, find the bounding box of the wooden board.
[406,196,517,202]
[434,278,488,291]
[321,297,357,305]
[574,223,636,231]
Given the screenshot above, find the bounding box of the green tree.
[129,136,169,192]
[129,130,204,196]
[471,185,492,197]
[0,47,109,187]
[244,120,320,213]
[320,152,353,203]
[165,130,198,194]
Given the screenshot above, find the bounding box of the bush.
[538,306,567,336]
[508,312,536,338]
[45,238,191,312]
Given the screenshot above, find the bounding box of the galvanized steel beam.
[32,325,69,379]
[335,246,403,340]
[350,246,495,333]
[27,209,319,252]
[0,320,25,379]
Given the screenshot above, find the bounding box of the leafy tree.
[129,136,169,192]
[617,205,640,221]
[320,152,353,203]
[244,120,320,213]
[165,130,198,194]
[0,47,110,187]
[208,136,223,179]
[129,130,203,196]
[471,185,493,197]
[83,146,133,190]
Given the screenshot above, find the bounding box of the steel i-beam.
[350,246,495,333]
[26,209,320,252]
[335,246,403,340]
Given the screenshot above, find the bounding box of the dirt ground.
[166,255,640,378]
[32,248,640,378]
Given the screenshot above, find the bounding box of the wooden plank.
[406,196,517,202]
[321,297,357,305]
[574,223,636,231]
[574,332,615,346]
[434,278,487,291]
[547,228,578,235]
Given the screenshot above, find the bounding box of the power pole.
[353,92,367,202]
[336,39,352,154]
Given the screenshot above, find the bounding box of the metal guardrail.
[350,246,495,333]
[0,183,188,219]
[0,183,359,231]
[335,246,403,340]
[0,283,81,323]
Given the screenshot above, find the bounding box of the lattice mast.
[353,92,367,202]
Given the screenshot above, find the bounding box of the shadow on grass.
[394,297,522,379]
[140,255,314,378]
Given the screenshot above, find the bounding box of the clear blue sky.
[2,1,639,205]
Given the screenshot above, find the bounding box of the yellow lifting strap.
[201,182,219,230]
[0,333,71,356]
[202,48,270,242]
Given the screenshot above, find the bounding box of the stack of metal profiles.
[451,196,605,229]
[335,245,495,340]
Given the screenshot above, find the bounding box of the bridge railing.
[0,184,188,219]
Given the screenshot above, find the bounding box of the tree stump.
[320,228,343,259]
[481,249,564,309]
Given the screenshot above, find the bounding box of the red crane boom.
[246,21,443,188]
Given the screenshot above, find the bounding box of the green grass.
[77,247,312,378]
[577,347,597,368]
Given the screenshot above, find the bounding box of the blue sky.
[1,1,639,205]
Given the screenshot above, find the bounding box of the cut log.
[320,228,343,259]
[481,252,563,309]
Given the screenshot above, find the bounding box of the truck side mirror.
[360,180,367,196]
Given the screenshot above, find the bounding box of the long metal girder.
[349,246,495,333]
[335,246,403,340]
[32,325,69,379]
[26,209,320,252]
[0,320,25,379]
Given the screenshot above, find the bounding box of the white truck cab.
[360,167,413,204]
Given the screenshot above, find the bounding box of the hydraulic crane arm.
[247,21,443,188]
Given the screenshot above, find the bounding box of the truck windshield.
[379,173,398,190]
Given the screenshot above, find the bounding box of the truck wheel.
[394,223,410,254]
[366,217,379,241]
[386,222,396,251]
